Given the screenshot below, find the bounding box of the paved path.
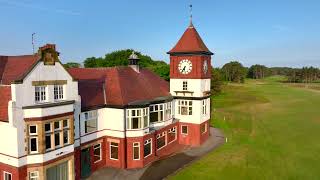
[85,127,225,180]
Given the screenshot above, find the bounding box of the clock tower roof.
[168,25,213,55]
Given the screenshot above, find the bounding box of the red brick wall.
[74,147,81,180]
[170,55,211,79]
[178,120,209,147]
[104,137,125,169]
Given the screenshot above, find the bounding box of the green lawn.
[171,77,320,180]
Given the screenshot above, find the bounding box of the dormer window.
[54,85,64,100]
[35,86,46,102]
[183,81,188,91]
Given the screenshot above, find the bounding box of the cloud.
[0,0,80,16]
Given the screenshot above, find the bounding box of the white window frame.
[29,136,38,154]
[178,100,193,115]
[150,104,164,123]
[29,125,37,135]
[201,123,207,134]
[54,85,64,101]
[156,131,167,150]
[3,171,12,180]
[168,126,177,143]
[93,143,102,163]
[183,81,188,91]
[110,142,119,160]
[133,142,140,160]
[29,171,39,180]
[126,108,148,130]
[35,86,46,103]
[144,139,152,158]
[165,102,172,120]
[181,125,188,135]
[84,110,98,134]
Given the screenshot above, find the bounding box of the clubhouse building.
[0,21,213,180]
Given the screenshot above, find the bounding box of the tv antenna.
[32,33,36,54]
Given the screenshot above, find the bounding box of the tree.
[221,61,246,83]
[63,62,81,69]
[211,68,223,95]
[248,64,270,79]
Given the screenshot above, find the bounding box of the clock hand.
[182,66,186,72]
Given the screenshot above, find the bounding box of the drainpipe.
[124,108,127,169]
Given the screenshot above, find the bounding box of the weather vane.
[189,4,193,27]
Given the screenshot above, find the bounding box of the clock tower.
[168,21,213,146]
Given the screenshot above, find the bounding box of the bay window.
[178,100,193,115]
[165,102,172,120]
[126,108,148,129]
[45,119,71,151]
[84,110,98,133]
[202,99,209,115]
[150,104,164,123]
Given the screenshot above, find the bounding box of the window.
[183,81,188,91]
[144,139,152,158]
[156,132,166,149]
[168,127,177,143]
[150,104,164,123]
[201,123,207,134]
[110,142,119,160]
[29,171,39,180]
[181,125,188,135]
[35,86,46,102]
[202,99,209,115]
[133,142,140,160]
[54,85,64,100]
[3,172,12,180]
[45,120,70,151]
[28,125,38,153]
[165,102,172,120]
[178,100,192,115]
[29,125,37,135]
[84,111,98,133]
[126,108,148,130]
[93,144,102,163]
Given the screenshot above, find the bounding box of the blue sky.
[1,0,320,67]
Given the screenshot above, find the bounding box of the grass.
[170,76,320,180]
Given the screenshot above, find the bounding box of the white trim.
[143,138,152,158]
[181,125,188,135]
[133,142,140,160]
[109,142,119,160]
[93,143,102,163]
[29,137,38,154]
[3,171,12,180]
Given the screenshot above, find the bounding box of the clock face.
[178,59,192,74]
[203,60,208,74]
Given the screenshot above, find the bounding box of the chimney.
[128,51,140,73]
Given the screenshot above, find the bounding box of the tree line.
[63,50,319,95]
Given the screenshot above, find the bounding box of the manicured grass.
[171,77,320,180]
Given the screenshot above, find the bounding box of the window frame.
[182,81,188,91]
[3,171,12,180]
[168,127,177,143]
[201,123,207,134]
[54,84,64,101]
[84,110,98,134]
[29,125,37,136]
[126,108,149,130]
[93,143,102,163]
[35,86,46,103]
[133,142,140,160]
[149,104,164,123]
[29,136,38,154]
[144,139,152,158]
[156,131,167,150]
[178,100,193,115]
[29,171,39,180]
[110,142,119,160]
[181,125,188,135]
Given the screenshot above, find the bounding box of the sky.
[0,0,320,68]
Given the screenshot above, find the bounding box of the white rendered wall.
[170,79,210,97]
[80,108,125,144]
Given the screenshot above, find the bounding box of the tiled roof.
[0,86,11,122]
[0,55,39,85]
[68,67,170,110]
[168,25,213,55]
